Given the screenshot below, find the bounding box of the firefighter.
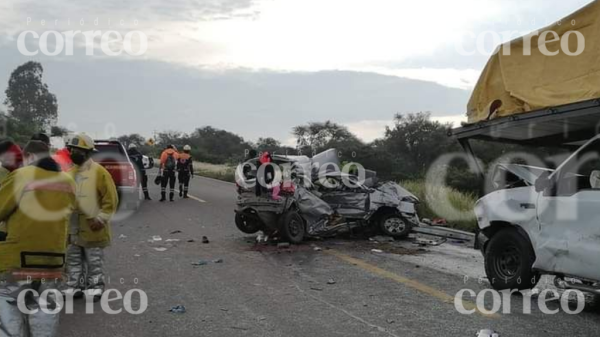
[0,139,23,242]
[159,145,179,202]
[0,140,76,337]
[63,134,118,301]
[177,145,194,198]
[127,143,151,200]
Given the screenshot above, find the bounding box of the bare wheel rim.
[383,217,406,234]
[288,215,302,237]
[493,245,521,279]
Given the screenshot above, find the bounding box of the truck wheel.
[235,213,262,234]
[484,229,540,291]
[279,211,305,244]
[379,213,412,239]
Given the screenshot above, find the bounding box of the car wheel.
[235,212,262,234]
[279,211,305,244]
[484,229,540,291]
[379,213,411,239]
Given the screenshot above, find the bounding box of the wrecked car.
[472,135,600,292]
[233,149,420,243]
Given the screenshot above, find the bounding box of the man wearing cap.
[0,140,76,337]
[63,134,118,301]
[127,143,151,200]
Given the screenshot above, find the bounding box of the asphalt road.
[58,175,600,337]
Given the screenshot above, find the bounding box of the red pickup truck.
[92,140,142,210]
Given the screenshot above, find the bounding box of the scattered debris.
[151,235,162,242]
[371,249,384,253]
[153,247,168,252]
[413,237,446,247]
[327,279,336,285]
[476,329,499,337]
[187,239,196,243]
[134,254,141,257]
[310,287,324,291]
[212,259,224,264]
[191,260,209,266]
[313,246,323,251]
[278,242,291,249]
[118,234,127,239]
[220,308,229,312]
[386,319,395,324]
[256,232,268,243]
[165,239,180,242]
[169,305,186,314]
[170,230,182,234]
[369,236,394,243]
[202,236,210,244]
[432,218,448,226]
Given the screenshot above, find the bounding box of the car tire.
[235,212,262,234]
[279,211,305,244]
[379,213,412,239]
[484,229,540,291]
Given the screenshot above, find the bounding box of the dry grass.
[193,161,236,182]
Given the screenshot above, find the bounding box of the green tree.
[292,121,364,159]
[4,61,58,131]
[118,133,146,149]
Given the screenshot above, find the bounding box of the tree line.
[4,61,563,195]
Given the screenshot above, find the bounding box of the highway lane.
[58,176,600,337]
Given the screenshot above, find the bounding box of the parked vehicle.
[451,99,600,294]
[93,139,142,210]
[234,149,420,243]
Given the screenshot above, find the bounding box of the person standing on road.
[63,134,119,301]
[0,139,23,242]
[159,145,179,202]
[177,145,194,199]
[0,140,76,337]
[127,143,152,200]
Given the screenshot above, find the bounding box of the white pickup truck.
[450,99,600,294]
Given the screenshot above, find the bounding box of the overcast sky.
[0,0,594,144]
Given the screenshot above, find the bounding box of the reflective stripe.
[24,182,75,194]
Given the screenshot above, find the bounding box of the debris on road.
[313,246,322,251]
[151,235,163,242]
[371,249,384,253]
[118,234,127,239]
[310,287,324,291]
[165,239,180,242]
[134,254,141,257]
[191,260,208,266]
[212,259,224,264]
[170,230,182,234]
[202,236,210,244]
[169,305,186,314]
[154,247,168,252]
[187,239,195,243]
[369,236,394,243]
[327,279,336,285]
[386,319,395,324]
[278,242,290,249]
[476,329,499,337]
[413,237,446,247]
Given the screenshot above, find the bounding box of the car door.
[318,176,370,217]
[536,137,600,281]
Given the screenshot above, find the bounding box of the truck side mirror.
[535,172,550,192]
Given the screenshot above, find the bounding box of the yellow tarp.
[468,1,600,123]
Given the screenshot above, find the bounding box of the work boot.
[169,192,174,202]
[144,192,152,200]
[183,191,189,199]
[179,188,183,198]
[159,192,166,202]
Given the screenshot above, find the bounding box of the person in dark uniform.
[177,145,194,198]
[127,143,151,200]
